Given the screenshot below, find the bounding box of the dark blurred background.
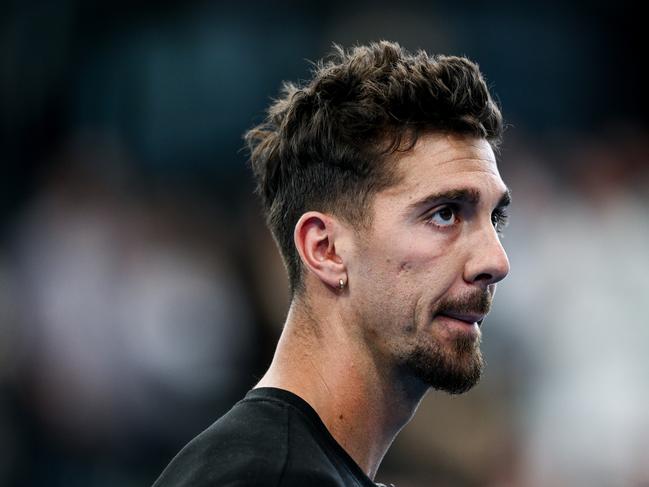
[1,1,648,486]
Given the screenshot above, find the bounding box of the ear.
[294,211,348,291]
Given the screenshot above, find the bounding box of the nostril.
[474,272,493,283]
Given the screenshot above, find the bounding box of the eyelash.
[425,205,510,235]
[491,209,509,235]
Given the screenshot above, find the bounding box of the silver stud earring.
[339,278,346,290]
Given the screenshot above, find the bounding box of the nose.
[463,224,510,288]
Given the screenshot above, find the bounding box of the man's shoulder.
[152,390,376,487]
[153,396,292,487]
[204,393,291,451]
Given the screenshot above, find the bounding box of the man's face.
[347,133,510,394]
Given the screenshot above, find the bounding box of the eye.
[491,209,509,234]
[426,205,458,228]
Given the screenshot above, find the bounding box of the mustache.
[434,290,492,319]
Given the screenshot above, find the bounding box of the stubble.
[401,290,491,394]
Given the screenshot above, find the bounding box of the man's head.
[245,41,503,295]
[245,41,509,393]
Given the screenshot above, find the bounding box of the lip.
[437,312,486,326]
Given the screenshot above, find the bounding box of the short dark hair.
[244,40,503,295]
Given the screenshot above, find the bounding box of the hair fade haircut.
[244,40,503,296]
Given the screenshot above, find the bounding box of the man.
[153,40,510,486]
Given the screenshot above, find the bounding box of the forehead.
[384,133,505,202]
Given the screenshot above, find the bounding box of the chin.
[403,334,485,394]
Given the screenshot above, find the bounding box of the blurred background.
[1,1,647,486]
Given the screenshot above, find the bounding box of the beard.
[400,290,490,394]
[404,332,484,394]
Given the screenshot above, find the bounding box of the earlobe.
[294,212,348,291]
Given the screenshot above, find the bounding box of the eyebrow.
[497,189,512,209]
[407,187,512,212]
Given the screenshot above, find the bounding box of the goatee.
[403,290,490,394]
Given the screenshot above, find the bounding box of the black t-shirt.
[152,387,390,487]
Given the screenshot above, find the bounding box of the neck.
[255,294,429,480]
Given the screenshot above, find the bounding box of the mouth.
[437,311,486,327]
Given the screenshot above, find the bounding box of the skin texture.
[256,133,510,480]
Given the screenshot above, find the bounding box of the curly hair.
[244,40,503,295]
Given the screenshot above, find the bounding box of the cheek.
[354,224,461,295]
[394,239,446,279]
[394,241,463,297]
